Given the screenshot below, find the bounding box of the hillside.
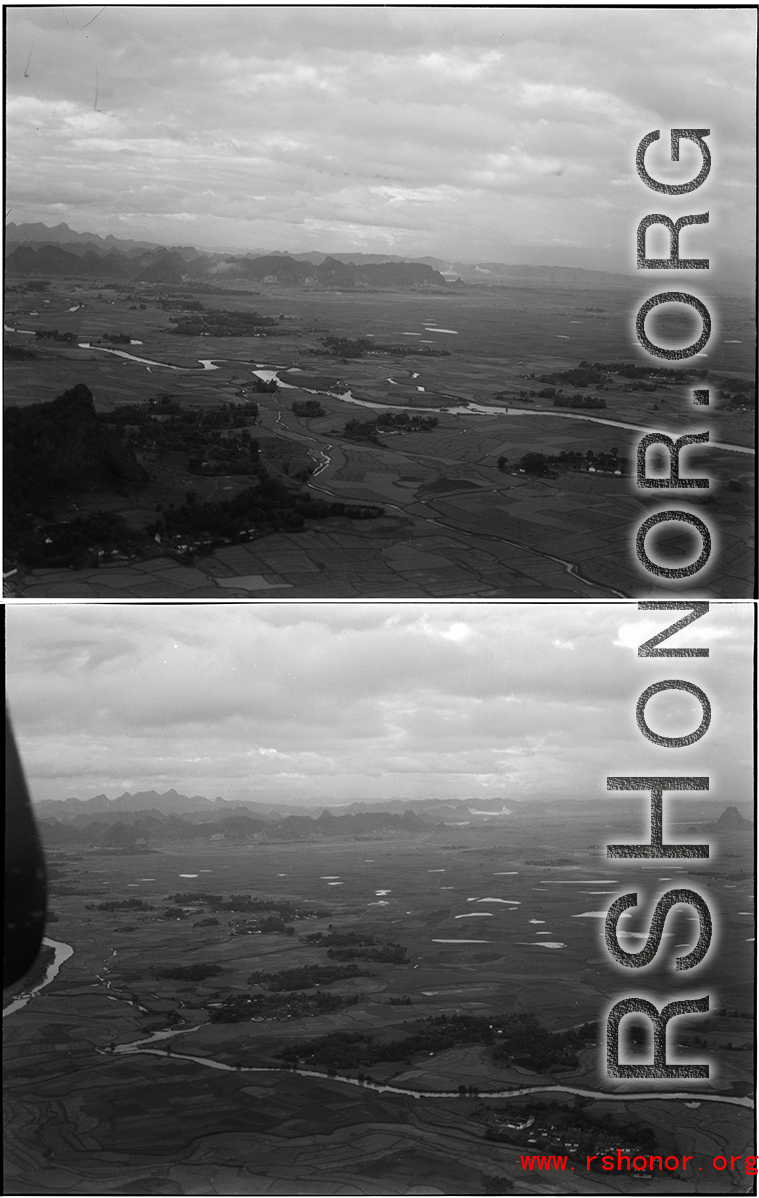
[692,806,755,833]
[4,383,148,505]
[5,238,451,291]
[6,221,640,291]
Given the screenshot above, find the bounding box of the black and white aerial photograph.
[3,5,755,599]
[2,4,757,1197]
[3,600,756,1194]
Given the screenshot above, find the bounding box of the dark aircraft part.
[4,710,47,988]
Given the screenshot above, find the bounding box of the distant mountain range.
[36,805,432,851]
[32,788,754,855]
[6,221,169,254]
[34,788,513,824]
[5,224,452,290]
[5,220,641,291]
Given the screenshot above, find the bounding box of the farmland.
[4,277,754,597]
[3,802,754,1194]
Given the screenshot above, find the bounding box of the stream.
[65,346,752,455]
[107,1027,753,1109]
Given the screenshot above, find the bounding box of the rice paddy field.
[4,279,755,598]
[3,808,754,1195]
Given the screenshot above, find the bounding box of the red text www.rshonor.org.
[520,1153,758,1175]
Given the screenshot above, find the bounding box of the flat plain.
[4,279,755,597]
[3,804,754,1195]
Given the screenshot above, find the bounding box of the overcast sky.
[5,6,756,275]
[5,602,753,807]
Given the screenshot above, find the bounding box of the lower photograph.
[3,601,756,1196]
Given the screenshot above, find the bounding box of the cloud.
[5,7,755,268]
[5,602,752,805]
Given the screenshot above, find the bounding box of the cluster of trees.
[293,399,325,417]
[539,361,672,386]
[101,397,263,476]
[314,335,374,357]
[342,418,384,443]
[481,1097,656,1154]
[100,399,260,470]
[538,364,607,387]
[207,989,358,1024]
[328,944,407,963]
[101,397,259,426]
[166,309,278,336]
[527,388,605,408]
[491,1014,596,1073]
[148,480,292,540]
[718,387,755,409]
[230,916,295,936]
[305,931,378,946]
[374,344,450,357]
[34,328,78,343]
[248,963,366,992]
[378,412,438,431]
[278,1013,597,1075]
[279,1013,497,1070]
[148,479,384,545]
[602,360,675,381]
[514,447,628,477]
[103,333,131,344]
[304,929,409,962]
[166,891,322,920]
[313,335,449,359]
[342,412,438,443]
[14,510,144,570]
[85,898,154,912]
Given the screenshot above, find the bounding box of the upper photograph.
[4,6,755,600]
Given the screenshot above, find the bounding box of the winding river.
[69,345,752,455]
[107,1027,753,1109]
[5,338,749,598]
[2,938,73,1018]
[2,939,752,1112]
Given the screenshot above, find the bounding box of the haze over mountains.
[33,789,517,851]
[34,788,751,828]
[35,789,514,822]
[5,221,642,291]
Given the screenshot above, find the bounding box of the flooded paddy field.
[3,810,753,1194]
[4,279,754,598]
